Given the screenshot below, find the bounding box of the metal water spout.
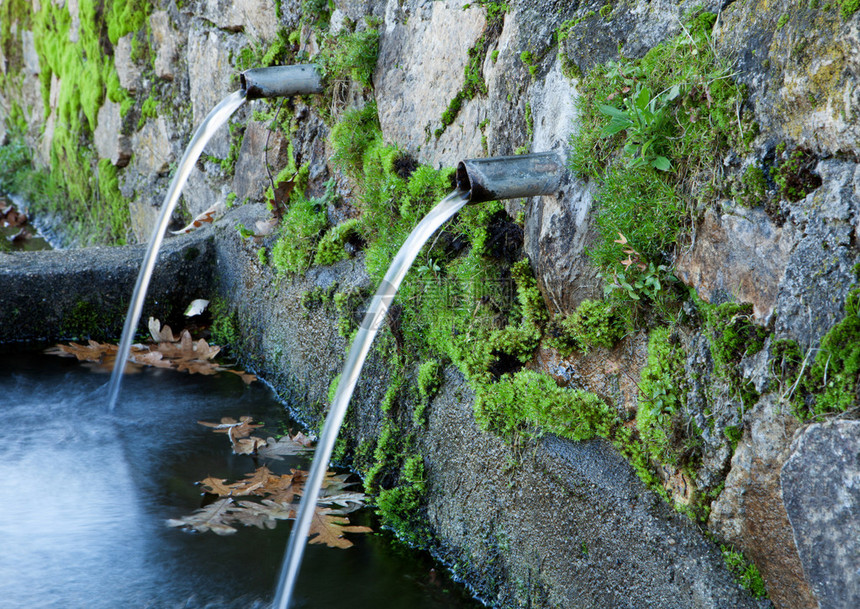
[240,64,324,99]
[456,151,565,203]
[107,65,325,413]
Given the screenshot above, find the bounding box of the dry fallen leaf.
[256,434,315,461]
[170,203,219,234]
[166,498,238,535]
[198,416,263,439]
[308,508,373,549]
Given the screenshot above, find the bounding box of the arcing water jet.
[106,65,323,412]
[274,152,566,609]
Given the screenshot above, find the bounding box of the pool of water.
[0,347,481,609]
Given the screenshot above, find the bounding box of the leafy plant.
[599,84,679,171]
[317,28,380,88]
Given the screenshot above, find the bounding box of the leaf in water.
[45,340,117,363]
[199,476,238,497]
[231,499,295,530]
[231,435,267,455]
[198,416,263,439]
[170,203,219,234]
[317,491,368,514]
[308,508,373,549]
[166,498,238,535]
[47,319,256,382]
[201,466,280,496]
[256,434,315,460]
[148,317,177,343]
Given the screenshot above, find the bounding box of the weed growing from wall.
[571,10,753,314]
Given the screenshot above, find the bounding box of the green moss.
[375,454,429,545]
[474,369,614,440]
[22,0,151,244]
[329,102,381,180]
[417,359,442,401]
[776,14,789,29]
[138,94,159,129]
[722,546,768,598]
[314,218,360,266]
[547,299,628,355]
[60,300,112,340]
[636,327,688,464]
[209,298,240,347]
[771,148,821,202]
[707,302,767,371]
[737,165,767,207]
[271,180,334,275]
[793,287,860,419]
[841,0,859,18]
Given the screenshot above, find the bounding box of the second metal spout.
[240,64,324,100]
[457,152,565,203]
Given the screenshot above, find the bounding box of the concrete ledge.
[0,229,216,343]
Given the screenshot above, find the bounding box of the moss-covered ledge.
[210,203,767,609]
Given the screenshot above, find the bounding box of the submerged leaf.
[256,434,315,460]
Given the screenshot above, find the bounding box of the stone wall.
[2,0,859,607]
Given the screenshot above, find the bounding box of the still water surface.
[0,348,480,609]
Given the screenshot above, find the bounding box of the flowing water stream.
[102,84,475,608]
[274,189,471,609]
[107,90,247,412]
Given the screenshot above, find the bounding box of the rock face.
[676,206,792,322]
[94,100,131,167]
[150,11,179,81]
[781,420,860,609]
[708,395,815,609]
[375,0,487,166]
[232,120,291,203]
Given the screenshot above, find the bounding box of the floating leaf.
[198,416,263,439]
[256,434,315,461]
[308,508,373,549]
[166,498,238,535]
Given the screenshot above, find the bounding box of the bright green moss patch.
[707,302,768,371]
[722,546,768,598]
[314,218,360,266]
[841,0,860,18]
[792,287,860,419]
[547,299,628,355]
[271,189,330,275]
[18,0,153,244]
[636,327,688,464]
[474,369,614,441]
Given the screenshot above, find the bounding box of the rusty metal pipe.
[456,152,565,203]
[240,64,324,100]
